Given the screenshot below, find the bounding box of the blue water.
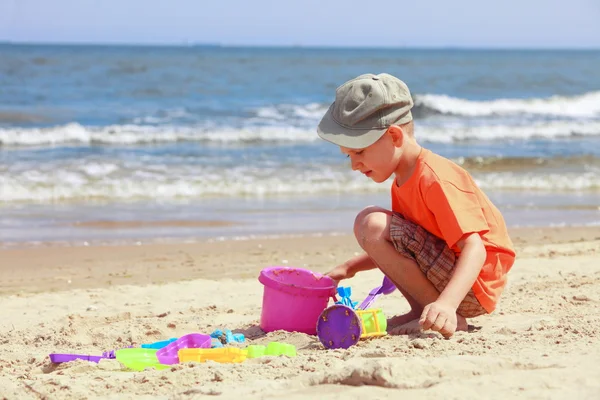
[3,46,600,127]
[1,44,600,245]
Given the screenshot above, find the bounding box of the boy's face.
[340,129,401,183]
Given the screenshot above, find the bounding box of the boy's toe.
[388,319,423,335]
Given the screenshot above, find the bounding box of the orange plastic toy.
[178,348,247,364]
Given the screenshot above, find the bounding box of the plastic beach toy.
[357,277,396,310]
[156,333,212,365]
[50,345,134,363]
[115,348,170,371]
[178,348,247,364]
[258,266,336,335]
[141,338,177,349]
[335,286,358,309]
[317,276,395,349]
[210,329,245,348]
[49,354,107,363]
[357,308,387,337]
[246,342,297,358]
[179,341,297,364]
[316,305,362,349]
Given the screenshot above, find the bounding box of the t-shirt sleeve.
[425,180,490,249]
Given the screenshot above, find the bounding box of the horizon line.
[1,40,599,51]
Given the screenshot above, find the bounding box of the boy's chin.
[370,175,388,184]
[369,172,392,184]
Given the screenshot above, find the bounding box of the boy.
[317,73,516,338]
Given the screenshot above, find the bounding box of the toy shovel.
[357,276,396,310]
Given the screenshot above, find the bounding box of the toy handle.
[357,288,383,310]
[357,277,396,310]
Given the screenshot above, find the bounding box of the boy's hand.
[325,264,354,283]
[419,301,458,338]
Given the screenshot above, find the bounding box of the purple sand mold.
[316,305,362,350]
[49,354,106,363]
[102,345,134,359]
[156,333,211,365]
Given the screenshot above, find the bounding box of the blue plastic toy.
[335,286,358,309]
[141,338,177,349]
[210,329,245,348]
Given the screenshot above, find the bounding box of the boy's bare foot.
[387,310,421,330]
[389,313,469,336]
[388,318,422,335]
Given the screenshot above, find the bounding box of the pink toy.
[258,266,336,335]
[156,333,211,365]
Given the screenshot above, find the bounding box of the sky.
[1,0,599,48]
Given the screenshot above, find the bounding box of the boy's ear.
[387,125,404,147]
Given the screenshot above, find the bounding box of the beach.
[1,44,600,399]
[1,226,599,399]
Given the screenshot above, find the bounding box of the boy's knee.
[353,206,391,247]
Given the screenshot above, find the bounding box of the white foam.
[418,121,600,143]
[2,160,599,204]
[255,107,286,120]
[253,93,600,120]
[416,91,600,118]
[2,119,600,148]
[0,162,381,203]
[0,123,319,147]
[80,163,119,177]
[475,172,600,191]
[132,108,190,124]
[253,103,327,121]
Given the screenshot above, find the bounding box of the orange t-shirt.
[391,148,516,313]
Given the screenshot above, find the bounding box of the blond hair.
[400,121,414,137]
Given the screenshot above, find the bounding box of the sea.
[1,44,599,247]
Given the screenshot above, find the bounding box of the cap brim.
[317,104,387,149]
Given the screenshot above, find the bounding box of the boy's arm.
[421,180,490,336]
[326,253,378,282]
[420,232,486,336]
[436,232,486,308]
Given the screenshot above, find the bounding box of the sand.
[1,226,600,399]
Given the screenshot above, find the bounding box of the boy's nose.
[350,158,362,171]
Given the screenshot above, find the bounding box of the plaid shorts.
[389,213,486,318]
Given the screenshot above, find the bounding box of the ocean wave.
[457,155,600,172]
[414,91,600,118]
[2,120,600,147]
[417,121,600,143]
[0,123,316,147]
[2,172,598,204]
[475,173,600,192]
[249,91,600,122]
[0,164,380,203]
[2,157,599,204]
[252,103,325,121]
